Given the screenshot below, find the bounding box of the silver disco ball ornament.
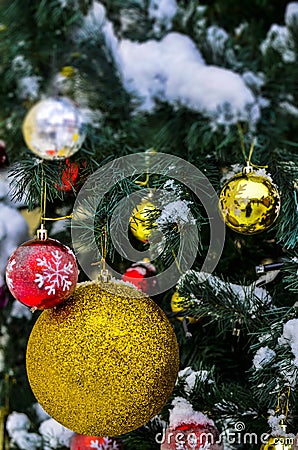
[22,97,86,160]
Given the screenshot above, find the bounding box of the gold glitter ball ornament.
[26,281,179,436]
[129,200,159,243]
[218,169,280,235]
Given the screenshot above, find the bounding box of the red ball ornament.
[5,231,78,309]
[160,398,222,450]
[122,260,156,294]
[71,435,123,450]
[161,422,222,450]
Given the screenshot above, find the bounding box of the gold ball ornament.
[219,168,280,235]
[129,200,159,243]
[171,291,200,324]
[22,97,86,160]
[26,281,179,436]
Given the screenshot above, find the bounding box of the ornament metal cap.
[36,225,48,240]
[242,162,254,174]
[98,269,111,283]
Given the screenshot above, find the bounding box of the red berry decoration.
[71,435,123,450]
[58,159,80,192]
[122,260,156,294]
[5,229,78,310]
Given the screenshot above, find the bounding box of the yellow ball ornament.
[26,281,179,436]
[129,200,159,243]
[171,291,200,324]
[219,168,280,235]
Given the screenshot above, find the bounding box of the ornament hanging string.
[100,226,107,272]
[172,249,183,275]
[237,122,248,163]
[92,225,111,281]
[237,123,267,170]
[247,139,256,167]
[135,148,157,188]
[171,249,193,339]
[0,373,10,450]
[39,162,73,225]
[135,172,150,188]
[40,164,47,228]
[276,386,291,420]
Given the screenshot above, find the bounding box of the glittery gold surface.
[129,200,157,243]
[26,281,179,436]
[218,172,280,235]
[171,291,199,324]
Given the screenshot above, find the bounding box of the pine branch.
[283,255,298,293]
[270,150,298,249]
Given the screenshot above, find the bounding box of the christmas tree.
[0,0,298,449]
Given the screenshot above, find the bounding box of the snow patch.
[119,32,259,126]
[157,200,195,226]
[39,418,75,450]
[10,301,32,320]
[253,346,276,370]
[178,367,213,394]
[78,2,261,127]
[278,319,298,366]
[261,24,296,63]
[285,2,298,28]
[206,25,229,55]
[169,397,215,429]
[18,76,41,100]
[148,0,178,32]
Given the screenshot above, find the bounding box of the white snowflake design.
[90,438,121,449]
[6,259,16,290]
[34,250,74,295]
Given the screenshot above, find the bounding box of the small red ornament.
[5,229,78,309]
[70,434,123,450]
[160,398,222,450]
[58,159,80,192]
[122,260,156,293]
[161,422,222,450]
